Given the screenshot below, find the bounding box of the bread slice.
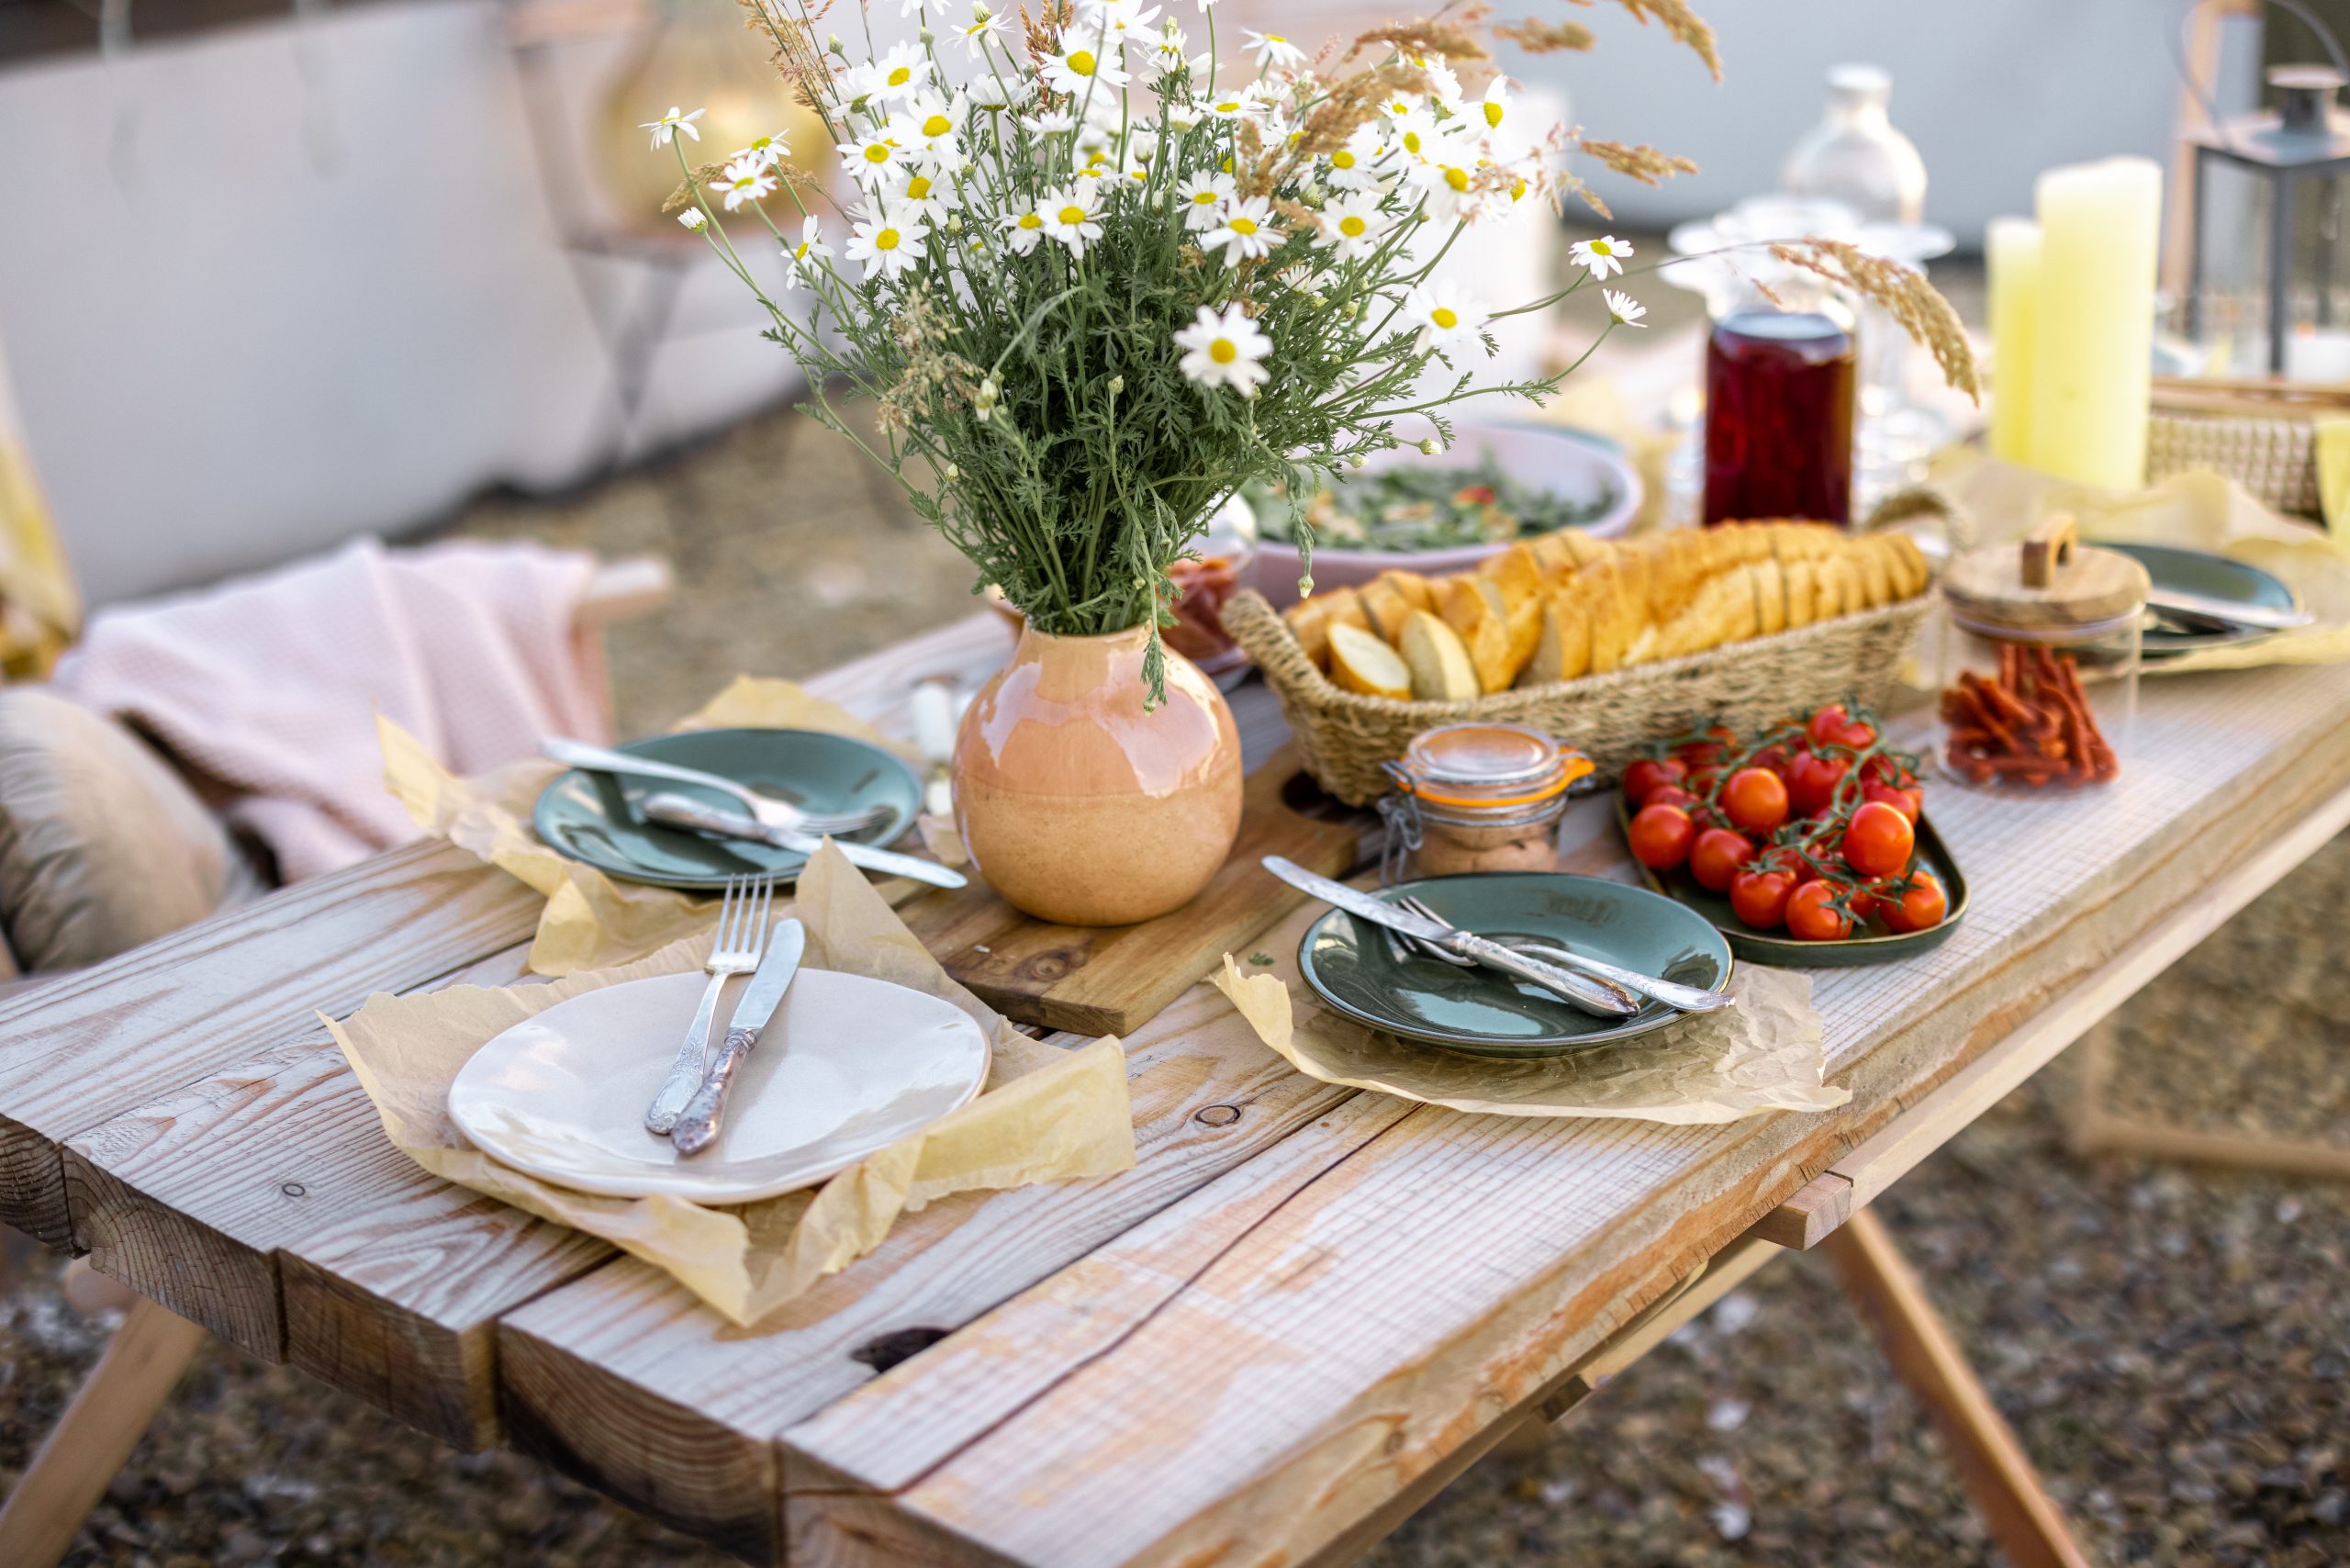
[1784,560,1819,628]
[1439,577,1516,693]
[1359,578,1416,643]
[1558,529,1612,569]
[1528,532,1580,582]
[1751,556,1787,636]
[1283,598,1334,669]
[1324,588,1372,636]
[1473,551,1546,678]
[1518,589,1592,687]
[1378,568,1435,615]
[1882,533,1930,599]
[1852,539,1893,609]
[1834,554,1870,615]
[1327,621,1413,700]
[1578,562,1628,673]
[1399,610,1480,700]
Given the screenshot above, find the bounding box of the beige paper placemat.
[1211,956,1847,1124]
[380,677,921,976]
[325,842,1134,1326]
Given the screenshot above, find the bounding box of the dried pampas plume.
[1772,238,1981,401]
[1570,0,1723,81]
[1495,19,1595,53]
[1578,139,1698,185]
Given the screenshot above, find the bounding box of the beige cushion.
[0,688,263,971]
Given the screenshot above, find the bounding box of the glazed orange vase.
[953,623,1243,925]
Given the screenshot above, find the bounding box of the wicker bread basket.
[1222,489,1962,805]
[2145,410,2321,517]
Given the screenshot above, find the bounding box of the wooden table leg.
[1821,1208,2094,1568]
[0,1294,207,1568]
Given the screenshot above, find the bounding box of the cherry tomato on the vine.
[1622,756,1687,808]
[1881,868,1949,933]
[1785,879,1855,941]
[1627,803,1696,870]
[1807,703,1877,752]
[1841,801,1916,879]
[1644,784,1701,813]
[1729,865,1797,929]
[1862,779,1923,823]
[1720,767,1790,834]
[1688,826,1754,892]
[1785,751,1849,817]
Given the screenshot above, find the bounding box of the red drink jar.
[1702,308,1857,526]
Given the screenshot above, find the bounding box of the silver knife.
[2144,588,2312,633]
[670,917,807,1156]
[643,791,968,890]
[1260,856,1734,1015]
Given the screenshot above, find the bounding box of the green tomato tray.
[1614,799,1971,968]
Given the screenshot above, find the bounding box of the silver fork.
[545,738,888,837]
[643,875,773,1135]
[1390,896,1642,1015]
[1393,894,1729,1014]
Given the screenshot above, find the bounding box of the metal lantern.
[2184,62,2350,375]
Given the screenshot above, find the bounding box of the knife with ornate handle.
[670,917,807,1156]
[643,791,968,890]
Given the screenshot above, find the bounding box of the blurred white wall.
[0,0,799,607]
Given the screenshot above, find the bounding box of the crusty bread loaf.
[1279,521,1933,696]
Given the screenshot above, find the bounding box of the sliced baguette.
[1439,577,1516,694]
[1399,610,1480,700]
[1359,579,1416,643]
[1326,621,1413,700]
[1519,589,1592,687]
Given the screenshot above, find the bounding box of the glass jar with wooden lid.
[1378,723,1595,880]
[1938,513,2148,791]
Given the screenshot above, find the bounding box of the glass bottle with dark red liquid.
[1702,308,1857,526]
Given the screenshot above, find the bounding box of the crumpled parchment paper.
[324,842,1134,1326]
[1210,955,1848,1124]
[379,676,923,976]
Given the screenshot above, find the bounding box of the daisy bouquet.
[654,0,1725,699]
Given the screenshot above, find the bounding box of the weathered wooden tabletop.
[5,611,2348,1567]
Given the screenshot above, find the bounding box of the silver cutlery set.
[641,874,806,1155]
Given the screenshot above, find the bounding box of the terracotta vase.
[953,623,1243,925]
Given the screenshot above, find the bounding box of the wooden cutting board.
[898,746,1364,1036]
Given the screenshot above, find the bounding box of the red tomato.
[1729,865,1796,929]
[1785,879,1855,941]
[1841,801,1917,879]
[1846,886,1882,923]
[1749,743,1795,778]
[1621,756,1687,808]
[1862,779,1923,823]
[1785,751,1849,817]
[1689,827,1755,892]
[1807,703,1877,752]
[1685,766,1723,799]
[1719,767,1790,834]
[1627,803,1696,870]
[1673,725,1738,769]
[1644,784,1701,813]
[1882,869,1949,933]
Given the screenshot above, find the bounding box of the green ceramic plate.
[1295,872,1734,1058]
[532,728,921,890]
[2108,542,2298,658]
[1616,800,1970,968]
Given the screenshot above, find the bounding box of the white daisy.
[1315,191,1386,261]
[639,106,704,149]
[1416,56,1463,113]
[1174,303,1272,397]
[1376,89,1421,122]
[1022,107,1079,136]
[1604,288,1647,327]
[1387,109,1441,162]
[1242,28,1306,69]
[901,94,968,159]
[1478,76,1512,133]
[894,167,959,223]
[1086,0,1162,49]
[968,73,1028,112]
[871,43,932,103]
[1176,172,1234,231]
[1041,28,1131,95]
[1324,123,1384,189]
[1147,24,1191,72]
[1202,86,1259,120]
[1201,195,1279,266]
[781,216,833,286]
[845,213,928,280]
[1039,179,1105,256]
[1403,281,1485,355]
[732,130,790,169]
[841,129,912,189]
[678,208,708,231]
[1570,234,1632,280]
[952,6,1005,55]
[1001,204,1049,254]
[1411,141,1482,222]
[710,155,778,211]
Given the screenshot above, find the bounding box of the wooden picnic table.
[5,610,2349,1567]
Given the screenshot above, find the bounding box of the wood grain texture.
[912,747,1360,1034]
[779,662,2350,1568]
[0,839,542,1245]
[496,980,1371,1560]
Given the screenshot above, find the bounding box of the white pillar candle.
[1986,216,2042,466]
[2028,157,2163,489]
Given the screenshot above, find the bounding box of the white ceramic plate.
[447,969,990,1204]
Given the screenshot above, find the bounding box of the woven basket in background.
[2145,410,2321,517]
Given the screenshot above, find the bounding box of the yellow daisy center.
[1209,339,1237,364]
[1018,212,1043,230]
[1068,50,1096,76]
[1484,102,1504,129]
[863,143,891,164]
[1592,240,1614,255]
[1444,167,1468,192]
[1192,189,1217,206]
[876,228,901,251]
[888,65,912,86]
[1266,33,1287,42]
[923,114,952,137]
[1228,217,1258,236]
[1338,215,1367,237]
[1058,204,1087,225]
[1431,307,1459,329]
[1402,130,1422,153]
[1509,175,1528,200]
[907,174,933,198]
[1215,101,1241,114]
[1331,150,1356,170]
[794,241,810,258]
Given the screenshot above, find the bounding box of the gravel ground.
[6,249,2345,1566]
